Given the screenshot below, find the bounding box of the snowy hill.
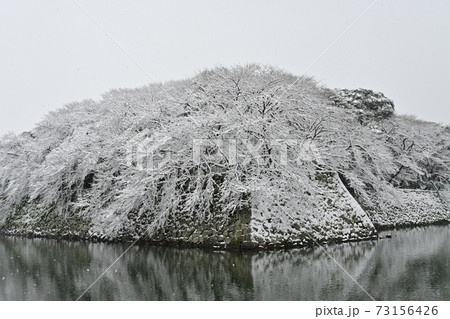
[0,65,448,248]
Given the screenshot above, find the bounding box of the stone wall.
[2,174,448,249]
[147,174,449,249]
[248,171,377,248]
[370,189,449,230]
[146,171,377,249]
[146,207,253,249]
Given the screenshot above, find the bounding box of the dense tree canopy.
[0,65,448,238]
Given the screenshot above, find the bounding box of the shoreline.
[373,219,450,232]
[1,219,448,251]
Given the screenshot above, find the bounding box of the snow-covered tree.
[0,65,448,239]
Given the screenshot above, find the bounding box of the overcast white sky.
[1,0,449,136]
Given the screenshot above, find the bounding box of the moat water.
[0,225,448,300]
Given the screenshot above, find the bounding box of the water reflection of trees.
[0,226,448,300]
[250,226,449,300]
[0,238,255,300]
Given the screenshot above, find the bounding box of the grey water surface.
[0,225,448,301]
